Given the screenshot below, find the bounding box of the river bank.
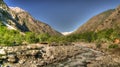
[0,42,120,67]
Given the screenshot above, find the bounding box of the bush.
[109,44,118,48]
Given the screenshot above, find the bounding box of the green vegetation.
[63,28,120,46]
[0,22,23,46]
[109,44,119,48]
[1,18,120,46]
[0,24,48,46]
[0,21,66,46]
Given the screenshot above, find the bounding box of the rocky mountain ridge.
[75,5,120,33]
[0,0,61,35]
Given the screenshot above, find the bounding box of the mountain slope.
[0,0,61,35]
[74,9,115,33]
[96,6,120,31]
[75,5,120,34]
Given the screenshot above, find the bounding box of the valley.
[0,0,120,67]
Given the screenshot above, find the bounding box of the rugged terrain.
[0,0,61,35]
[75,5,120,33]
[1,0,120,67]
[0,43,120,67]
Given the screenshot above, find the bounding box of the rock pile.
[0,44,82,67]
[0,43,119,67]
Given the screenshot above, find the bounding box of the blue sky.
[4,0,120,32]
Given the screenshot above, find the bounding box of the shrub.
[109,44,118,48]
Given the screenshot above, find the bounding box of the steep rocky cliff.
[0,0,61,35]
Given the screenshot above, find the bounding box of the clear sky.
[4,0,120,32]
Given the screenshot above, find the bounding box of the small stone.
[33,61,37,64]
[95,57,103,61]
[59,64,64,66]
[113,58,120,63]
[0,49,6,55]
[7,54,17,63]
[19,59,26,64]
[50,55,54,59]
[7,58,16,63]
[39,61,45,66]
[26,50,39,56]
[0,56,7,59]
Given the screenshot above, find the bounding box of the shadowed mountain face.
[75,5,120,34]
[0,0,62,35]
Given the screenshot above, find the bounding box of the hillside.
[0,0,63,46]
[75,5,120,33]
[0,0,61,35]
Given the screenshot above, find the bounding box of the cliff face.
[75,5,120,34]
[0,0,62,35]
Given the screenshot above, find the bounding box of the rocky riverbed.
[0,43,120,67]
